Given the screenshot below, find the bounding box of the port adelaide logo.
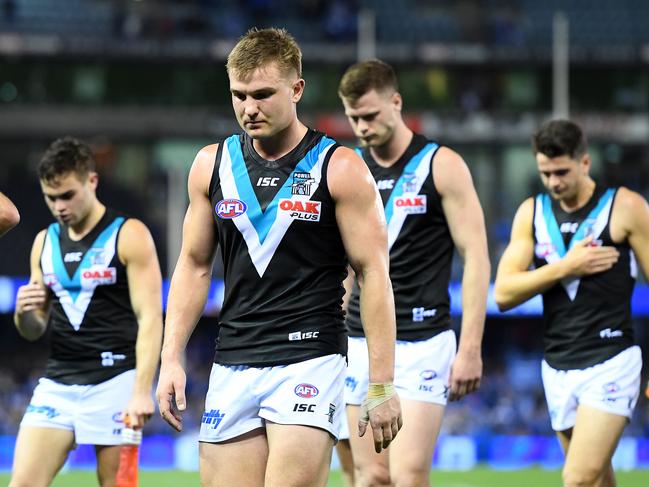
[215,198,247,219]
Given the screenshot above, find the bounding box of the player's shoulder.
[614,186,646,209]
[327,146,375,198]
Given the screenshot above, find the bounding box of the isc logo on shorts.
[279,199,321,222]
[215,199,247,219]
[294,383,319,398]
[394,195,427,214]
[81,268,117,286]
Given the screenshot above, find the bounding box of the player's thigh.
[10,426,74,487]
[563,405,627,479]
[95,445,121,487]
[265,422,334,487]
[346,404,390,485]
[389,399,444,479]
[199,428,268,487]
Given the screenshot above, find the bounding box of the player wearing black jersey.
[0,191,20,237]
[156,29,402,487]
[338,60,489,487]
[11,137,163,487]
[495,120,649,487]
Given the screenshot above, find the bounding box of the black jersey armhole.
[208,140,225,200]
[320,142,342,201]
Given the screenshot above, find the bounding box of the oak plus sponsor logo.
[294,383,319,398]
[215,198,247,219]
[81,267,117,286]
[279,199,321,222]
[394,195,427,214]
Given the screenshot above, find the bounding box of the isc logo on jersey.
[394,195,427,214]
[215,199,247,219]
[81,268,117,286]
[279,198,321,222]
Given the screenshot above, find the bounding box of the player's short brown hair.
[338,59,399,102]
[38,136,95,183]
[227,27,302,79]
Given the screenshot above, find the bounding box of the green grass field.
[1,468,648,486]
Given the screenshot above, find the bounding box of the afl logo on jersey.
[294,383,319,398]
[215,199,247,219]
[534,242,556,258]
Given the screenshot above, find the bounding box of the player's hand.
[155,359,187,432]
[123,391,155,429]
[448,348,482,401]
[562,236,619,277]
[359,385,403,453]
[15,281,47,315]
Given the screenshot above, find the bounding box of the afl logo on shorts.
[294,383,319,398]
[215,199,247,219]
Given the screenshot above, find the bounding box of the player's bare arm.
[494,198,620,311]
[0,191,20,237]
[14,230,50,340]
[434,147,489,401]
[156,144,219,432]
[614,187,649,278]
[329,146,402,452]
[118,218,163,428]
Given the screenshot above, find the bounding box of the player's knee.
[392,466,430,487]
[355,463,391,487]
[562,464,602,487]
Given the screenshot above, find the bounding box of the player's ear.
[292,78,305,103]
[391,92,403,112]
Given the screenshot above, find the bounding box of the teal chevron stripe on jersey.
[384,143,439,250]
[220,135,336,277]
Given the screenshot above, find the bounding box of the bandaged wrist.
[361,382,395,414]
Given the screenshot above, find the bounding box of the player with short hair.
[10,136,163,487]
[155,28,402,487]
[495,119,649,487]
[338,59,489,486]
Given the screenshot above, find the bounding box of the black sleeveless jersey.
[532,186,636,370]
[209,129,348,366]
[40,208,138,385]
[346,133,454,341]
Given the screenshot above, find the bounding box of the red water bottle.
[115,416,142,487]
